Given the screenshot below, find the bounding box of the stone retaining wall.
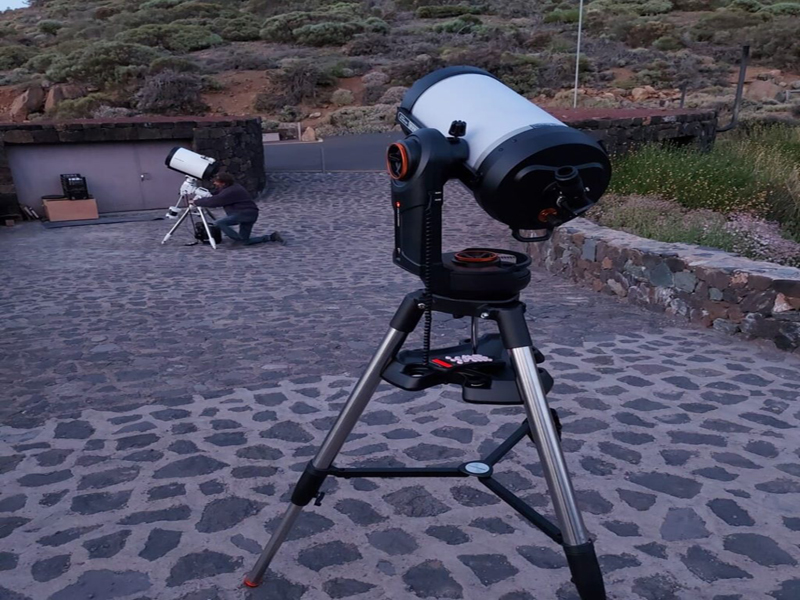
[552,108,718,154]
[527,219,800,352]
[0,116,265,218]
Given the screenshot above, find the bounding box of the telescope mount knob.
[448,120,467,139]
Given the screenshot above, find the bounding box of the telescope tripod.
[160,201,218,249]
[246,290,607,600]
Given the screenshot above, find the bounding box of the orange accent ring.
[387,143,410,180]
[538,208,558,223]
[454,250,500,263]
[243,579,259,588]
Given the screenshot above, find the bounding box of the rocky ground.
[0,173,799,600]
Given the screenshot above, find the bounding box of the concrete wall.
[0,116,265,218]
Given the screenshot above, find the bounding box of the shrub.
[653,36,682,51]
[39,20,64,35]
[364,17,390,34]
[691,10,761,44]
[362,71,390,87]
[614,19,674,47]
[118,24,223,53]
[0,45,37,70]
[135,70,208,115]
[294,21,364,46]
[25,52,59,73]
[434,15,484,34]
[361,83,384,103]
[261,11,314,42]
[149,56,199,74]
[416,5,483,18]
[749,18,800,71]
[639,0,673,14]
[255,60,336,111]
[217,17,261,41]
[346,33,390,56]
[92,105,138,118]
[331,88,354,105]
[47,94,111,119]
[378,85,408,104]
[46,42,159,88]
[728,0,762,11]
[321,104,396,134]
[762,2,800,15]
[544,8,580,23]
[387,55,445,86]
[94,6,120,19]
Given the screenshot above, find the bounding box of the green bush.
[117,24,223,53]
[0,45,37,70]
[544,8,580,23]
[749,18,800,70]
[294,21,364,46]
[47,94,111,119]
[762,2,800,14]
[653,35,682,51]
[39,20,64,35]
[260,11,314,42]
[25,52,59,73]
[217,17,261,41]
[364,17,390,34]
[728,0,762,11]
[614,18,674,47]
[434,15,483,33]
[141,0,184,8]
[639,0,673,14]
[46,42,159,88]
[610,126,800,234]
[415,5,483,18]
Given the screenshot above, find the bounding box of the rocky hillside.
[0,0,798,135]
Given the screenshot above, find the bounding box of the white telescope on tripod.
[161,147,221,248]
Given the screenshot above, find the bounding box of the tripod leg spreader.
[246,293,606,600]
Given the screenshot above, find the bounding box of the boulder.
[44,84,87,112]
[9,85,46,122]
[301,127,316,142]
[746,80,782,101]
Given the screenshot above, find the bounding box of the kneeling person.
[193,173,283,245]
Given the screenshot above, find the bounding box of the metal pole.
[718,45,750,133]
[573,0,584,109]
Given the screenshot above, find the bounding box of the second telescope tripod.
[246,287,607,600]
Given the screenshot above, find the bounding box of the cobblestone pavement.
[1,173,799,600]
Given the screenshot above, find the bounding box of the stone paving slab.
[1,173,799,600]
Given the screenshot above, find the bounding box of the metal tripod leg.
[161,206,192,244]
[196,207,217,249]
[497,307,606,600]
[246,295,423,587]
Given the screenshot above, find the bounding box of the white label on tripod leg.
[464,462,491,475]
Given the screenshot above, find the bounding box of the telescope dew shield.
[399,67,611,231]
[165,147,219,180]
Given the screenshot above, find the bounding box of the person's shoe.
[270,232,286,245]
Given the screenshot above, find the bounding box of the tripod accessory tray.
[381,332,554,405]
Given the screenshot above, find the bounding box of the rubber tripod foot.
[565,541,606,600]
[243,579,260,588]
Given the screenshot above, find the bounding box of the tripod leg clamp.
[291,462,329,506]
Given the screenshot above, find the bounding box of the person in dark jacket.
[192,173,283,245]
